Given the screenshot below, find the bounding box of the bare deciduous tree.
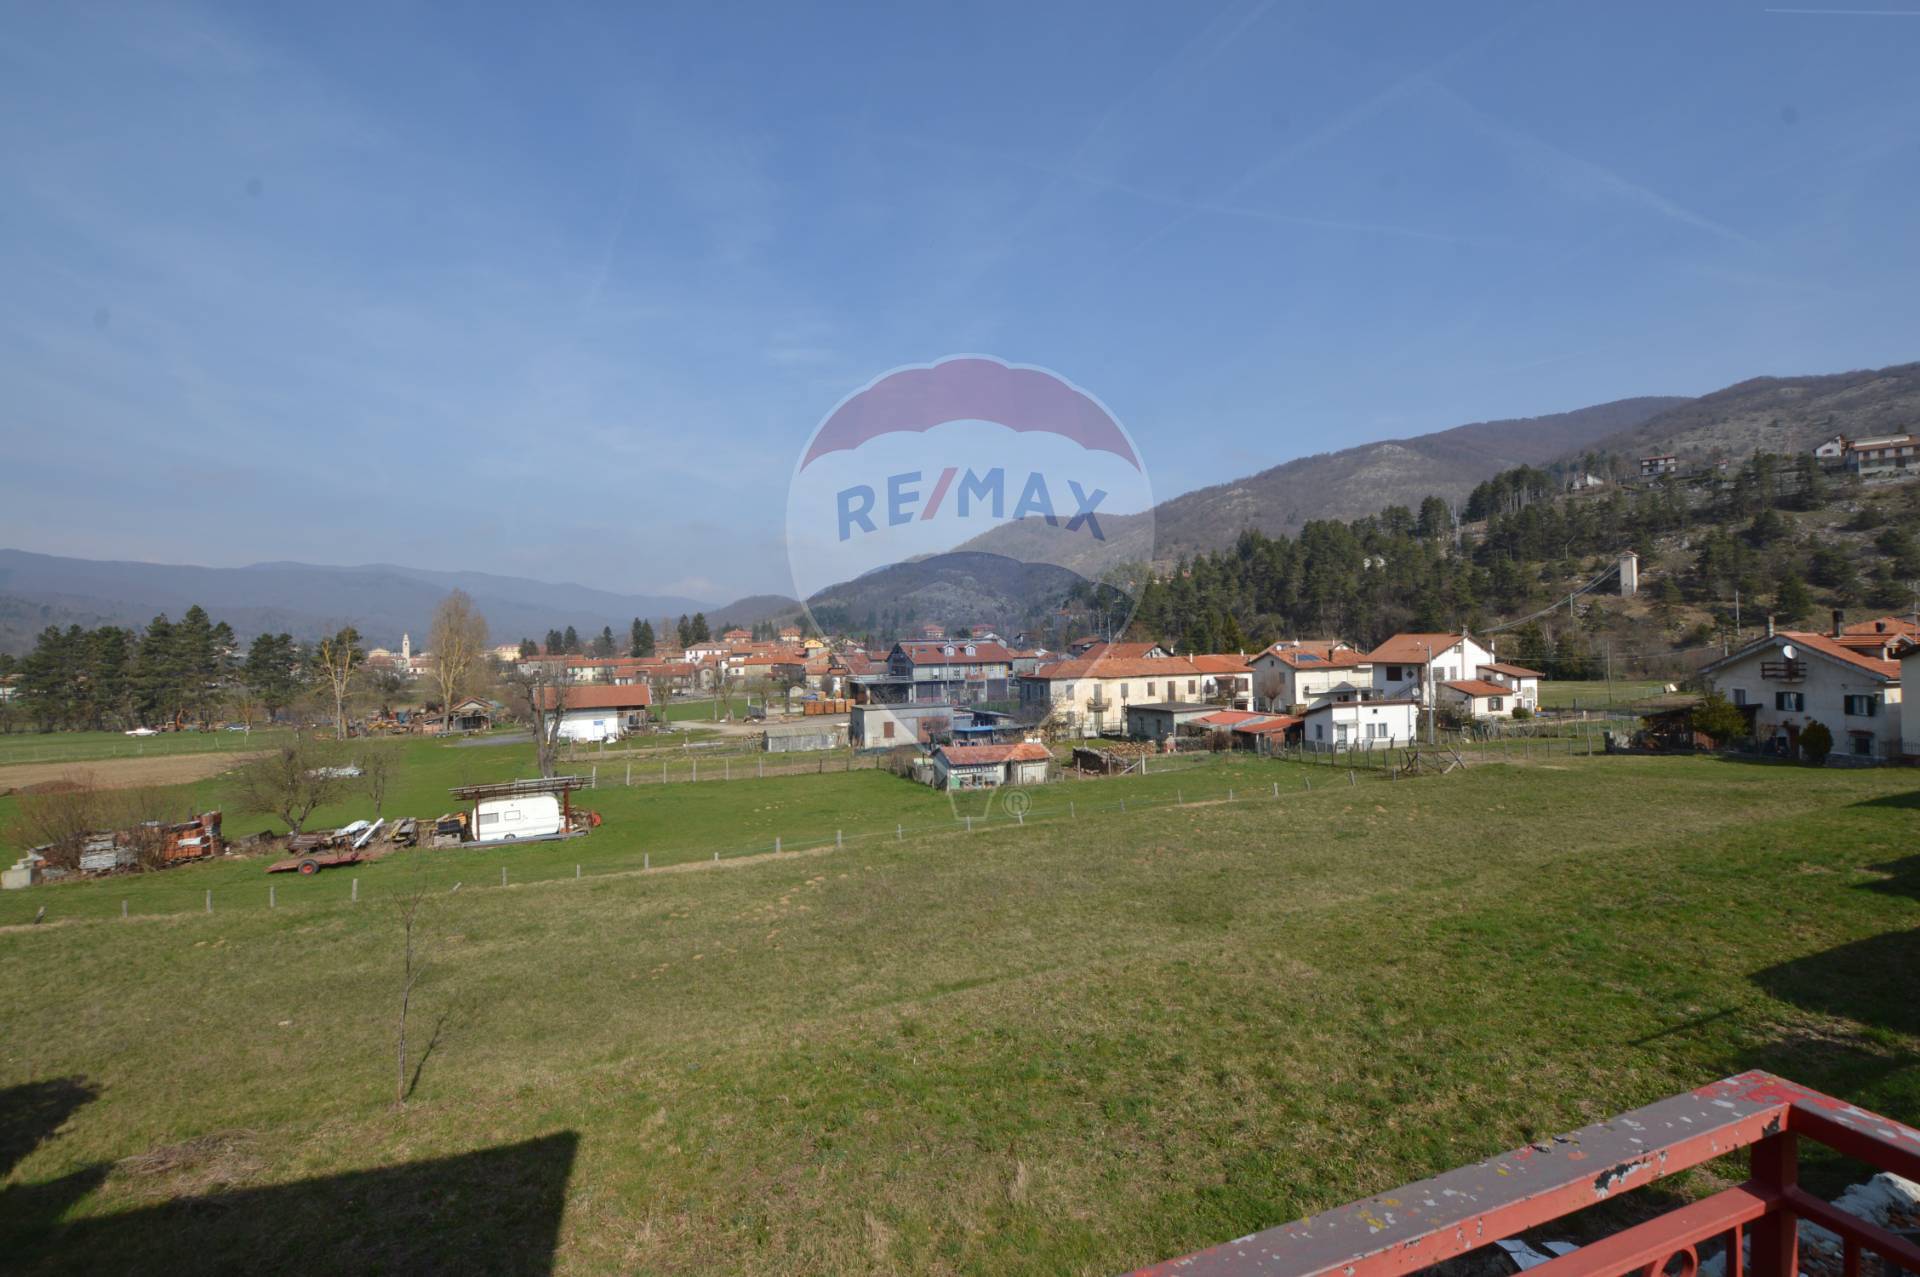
[314,627,363,741]
[427,590,489,734]
[506,664,568,778]
[359,739,400,817]
[237,739,346,834]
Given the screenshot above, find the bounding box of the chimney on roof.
[1766,615,1775,638]
[1833,609,1845,638]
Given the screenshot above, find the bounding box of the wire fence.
[8,723,1645,928]
[14,750,1503,926]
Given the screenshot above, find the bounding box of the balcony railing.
[1126,1071,1920,1277]
[1760,659,1806,681]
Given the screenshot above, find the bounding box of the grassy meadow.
[0,744,1915,1273]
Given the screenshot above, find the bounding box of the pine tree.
[1773,572,1814,622]
[562,625,580,654]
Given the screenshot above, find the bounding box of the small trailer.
[446,777,597,847]
[265,819,388,875]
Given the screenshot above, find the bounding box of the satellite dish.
[1781,644,1797,660]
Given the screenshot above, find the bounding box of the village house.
[1700,627,1902,760]
[1365,632,1496,703]
[538,684,652,744]
[1301,697,1420,751]
[1833,614,1920,661]
[929,742,1051,791]
[1813,433,1849,464]
[1248,641,1370,712]
[871,639,1016,705]
[1639,454,1679,478]
[1475,661,1544,710]
[1016,652,1204,737]
[1844,433,1917,478]
[1188,654,1255,708]
[1439,678,1518,719]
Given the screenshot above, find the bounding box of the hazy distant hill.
[959,396,1686,571]
[1588,361,1920,464]
[802,552,1081,635]
[0,550,707,654]
[707,594,803,628]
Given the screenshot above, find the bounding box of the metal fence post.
[351,877,359,902]
[1749,1133,1799,1277]
[205,890,211,913]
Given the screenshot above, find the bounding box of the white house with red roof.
[1701,628,1902,760]
[1364,632,1495,705]
[537,683,652,744]
[1188,654,1255,708]
[929,742,1051,790]
[1248,641,1371,712]
[1474,662,1545,711]
[1439,678,1521,719]
[1017,652,1204,736]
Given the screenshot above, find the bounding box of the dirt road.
[0,752,263,795]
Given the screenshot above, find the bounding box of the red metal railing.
[1128,1072,1920,1277]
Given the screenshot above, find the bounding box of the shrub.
[1511,706,1532,721]
[1799,720,1833,766]
[1690,692,1748,746]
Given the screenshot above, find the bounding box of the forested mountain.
[1120,454,1920,680]
[957,396,1686,571]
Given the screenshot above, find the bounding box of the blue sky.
[3,1,1917,603]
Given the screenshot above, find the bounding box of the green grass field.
[2,751,1915,1273]
[1536,678,1669,709]
[0,726,297,766]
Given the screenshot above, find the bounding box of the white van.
[473,794,563,842]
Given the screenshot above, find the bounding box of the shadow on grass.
[1855,852,1920,903]
[1750,927,1920,1039]
[1849,788,1920,811]
[2,1122,578,1275]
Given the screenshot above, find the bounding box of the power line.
[1481,559,1623,634]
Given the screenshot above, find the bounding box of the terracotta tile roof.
[936,742,1051,765]
[898,641,1016,666]
[538,684,652,710]
[1365,632,1471,664]
[1776,632,1900,680]
[1231,715,1300,734]
[1443,679,1511,697]
[1188,654,1253,674]
[1841,616,1920,638]
[1479,662,1545,679]
[1028,655,1202,680]
[1257,646,1368,670]
[1194,710,1269,727]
